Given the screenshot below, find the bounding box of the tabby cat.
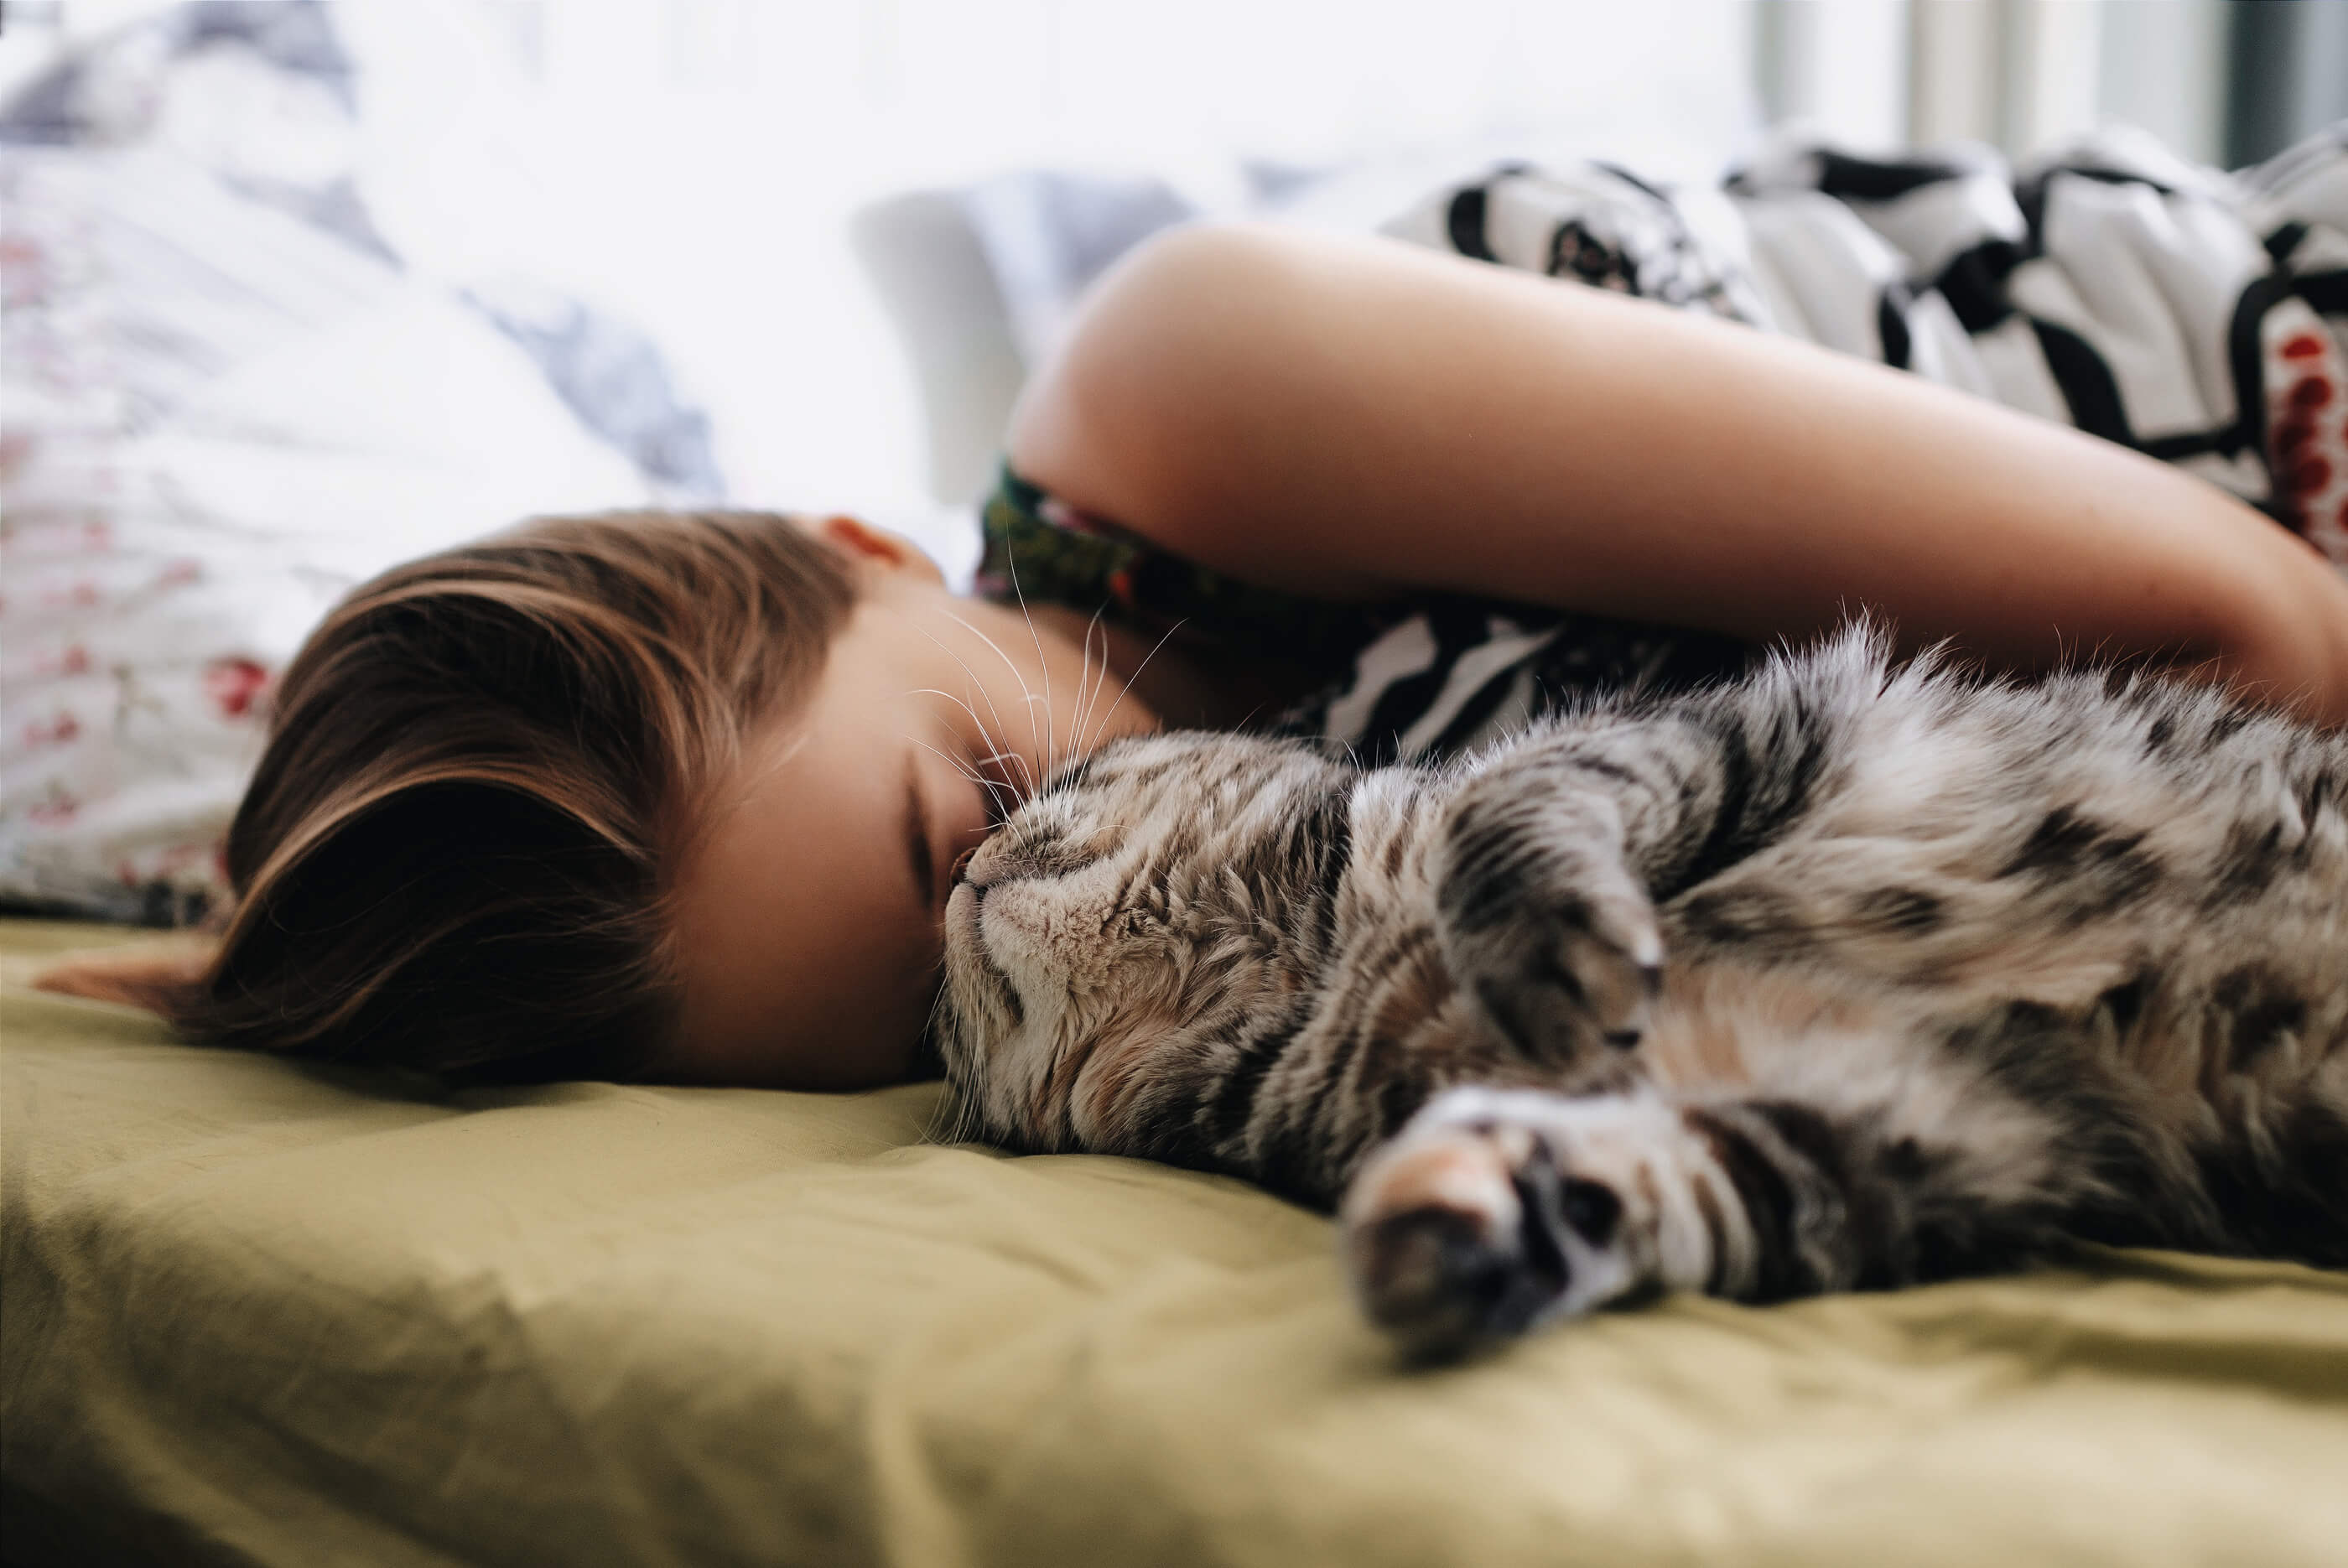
[934,628,2347,1357]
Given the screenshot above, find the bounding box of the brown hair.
[174,509,858,1083]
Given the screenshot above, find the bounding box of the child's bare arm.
[1010,223,2348,727]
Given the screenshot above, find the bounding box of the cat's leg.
[1341,1088,1706,1355]
[1434,654,1856,1062]
[1341,1071,2092,1358]
[1435,762,1664,1062]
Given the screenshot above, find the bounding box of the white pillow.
[0,141,648,923]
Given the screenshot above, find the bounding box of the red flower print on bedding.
[23,709,82,747]
[202,657,273,720]
[27,787,80,828]
[2266,308,2348,569]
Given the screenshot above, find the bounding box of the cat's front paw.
[1435,795,1662,1061]
[1340,1088,1697,1358]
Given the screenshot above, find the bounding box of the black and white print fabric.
[1384,123,2348,561]
[1275,600,1752,770]
[1290,123,2348,767]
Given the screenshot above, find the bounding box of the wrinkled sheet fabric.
[6,921,2346,1568]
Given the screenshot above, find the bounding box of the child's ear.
[32,942,216,1020]
[814,515,947,586]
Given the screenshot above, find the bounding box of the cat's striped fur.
[935,627,2348,1356]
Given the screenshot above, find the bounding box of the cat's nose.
[949,847,979,886]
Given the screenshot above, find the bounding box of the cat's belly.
[1634,963,1891,1095]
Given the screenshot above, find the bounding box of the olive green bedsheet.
[6,918,2346,1568]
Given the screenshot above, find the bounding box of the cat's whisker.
[912,735,1019,823]
[916,997,952,1113]
[905,689,1025,816]
[917,1010,986,1150]
[1000,547,1060,780]
[972,749,1036,820]
[1070,604,1111,769]
[928,1068,989,1155]
[922,1029,985,1149]
[910,625,1037,799]
[938,610,1047,798]
[1084,618,1188,755]
[906,684,1001,752]
[1066,624,1095,766]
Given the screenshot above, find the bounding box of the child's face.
[658,527,1156,1089]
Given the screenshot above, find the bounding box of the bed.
[8,13,2348,1560]
[7,916,2345,1568]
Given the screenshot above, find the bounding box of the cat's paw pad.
[1340,1088,1656,1358]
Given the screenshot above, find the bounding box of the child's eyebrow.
[902,751,936,908]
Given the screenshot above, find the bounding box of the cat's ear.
[813,515,947,587]
[32,942,216,1020]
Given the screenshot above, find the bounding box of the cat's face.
[936,732,1354,1154]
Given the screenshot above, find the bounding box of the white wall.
[29,3,2243,530]
[1767,0,2234,166]
[326,0,1758,523]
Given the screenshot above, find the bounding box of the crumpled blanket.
[8,920,2347,1568]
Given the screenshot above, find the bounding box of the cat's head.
[936,730,1355,1155]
